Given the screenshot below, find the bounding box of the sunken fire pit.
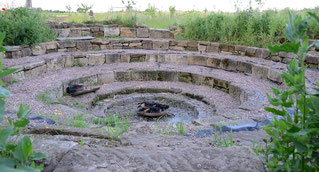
[136,101,169,117]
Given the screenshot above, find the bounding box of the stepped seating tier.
[3,37,319,69]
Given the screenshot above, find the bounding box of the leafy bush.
[261,12,319,171]
[0,7,55,46]
[179,9,319,48]
[0,32,48,171]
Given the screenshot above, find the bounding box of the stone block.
[255,48,270,59]
[88,54,105,65]
[149,29,173,39]
[120,27,137,38]
[31,44,46,56]
[236,61,252,73]
[188,55,208,66]
[164,54,188,64]
[55,29,70,37]
[221,59,237,71]
[46,56,65,71]
[24,60,46,70]
[169,46,185,51]
[24,65,47,78]
[74,58,88,66]
[137,27,149,38]
[76,41,91,51]
[306,53,319,64]
[57,41,76,49]
[69,28,82,37]
[21,48,32,57]
[267,69,283,83]
[252,64,269,79]
[131,71,158,81]
[64,55,74,67]
[157,71,178,81]
[115,71,131,81]
[104,27,120,37]
[245,47,257,57]
[44,42,58,50]
[90,38,109,45]
[153,40,169,50]
[120,54,130,63]
[207,57,222,68]
[177,41,188,47]
[105,54,120,64]
[130,54,146,62]
[98,72,115,84]
[207,43,220,52]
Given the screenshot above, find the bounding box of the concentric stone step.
[4,37,319,69]
[3,49,319,85]
[6,62,275,122]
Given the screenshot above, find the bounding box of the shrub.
[0,7,55,46]
[261,12,319,171]
[0,32,49,171]
[179,9,319,48]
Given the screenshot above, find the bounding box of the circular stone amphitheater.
[3,23,319,172]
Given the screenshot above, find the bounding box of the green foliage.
[144,4,157,17]
[176,121,185,135]
[212,129,235,147]
[76,3,93,13]
[0,8,55,46]
[0,33,48,171]
[94,115,130,140]
[72,62,85,67]
[36,93,53,105]
[169,6,176,17]
[262,12,319,171]
[67,113,88,128]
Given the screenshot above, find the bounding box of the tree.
[121,0,135,11]
[26,0,32,8]
[169,6,176,17]
[66,4,72,13]
[76,3,93,13]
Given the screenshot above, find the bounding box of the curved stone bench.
[4,49,301,84]
[4,37,319,69]
[6,61,274,119]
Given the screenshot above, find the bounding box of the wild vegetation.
[0,8,55,46]
[0,32,48,171]
[259,12,319,171]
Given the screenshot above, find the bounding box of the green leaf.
[0,86,11,98]
[294,141,308,154]
[265,107,287,116]
[0,127,14,149]
[17,105,31,119]
[268,42,300,54]
[13,118,30,128]
[19,165,41,172]
[32,152,49,161]
[0,165,27,172]
[308,12,319,22]
[0,157,18,168]
[0,99,5,122]
[13,136,33,163]
[22,136,33,158]
[0,68,18,79]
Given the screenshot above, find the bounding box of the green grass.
[67,113,88,128]
[72,62,85,67]
[36,92,53,105]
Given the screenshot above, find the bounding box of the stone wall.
[4,50,291,85]
[4,38,319,69]
[52,23,174,40]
